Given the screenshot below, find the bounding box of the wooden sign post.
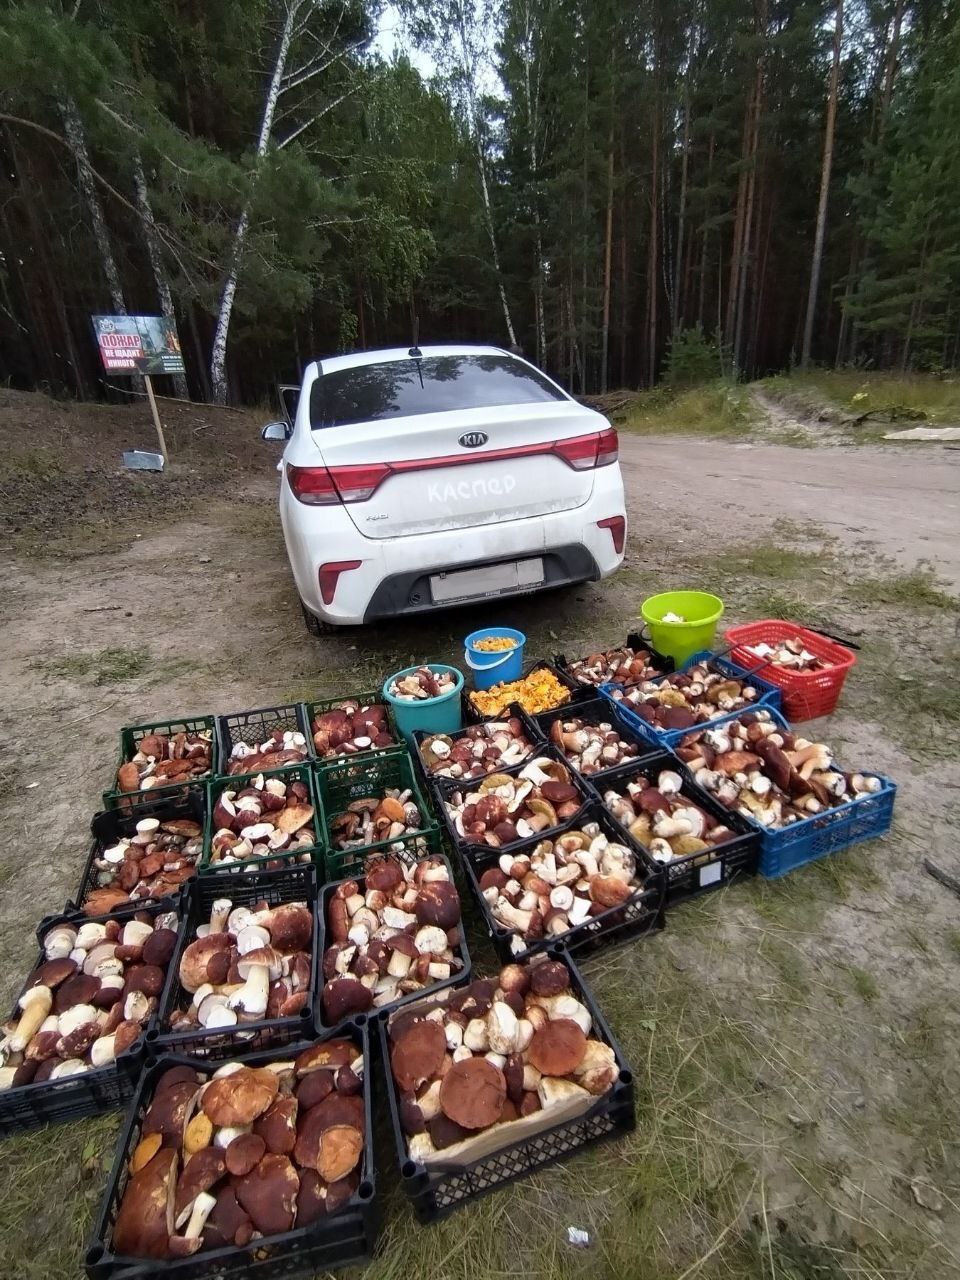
[91,314,184,465]
[142,374,169,464]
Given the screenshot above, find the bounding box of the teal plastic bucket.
[463,627,526,690]
[382,664,464,745]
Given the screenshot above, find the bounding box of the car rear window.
[309,354,566,429]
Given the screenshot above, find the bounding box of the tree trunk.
[210,0,298,404]
[601,134,615,393]
[801,0,843,368]
[697,130,715,329]
[646,76,660,386]
[60,98,126,315]
[133,154,189,399]
[521,0,545,364]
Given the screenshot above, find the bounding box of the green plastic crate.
[314,746,441,880]
[102,714,217,810]
[200,762,326,876]
[305,691,401,764]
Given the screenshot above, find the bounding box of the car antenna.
[408,287,421,361]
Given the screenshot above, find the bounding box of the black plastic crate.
[305,691,401,764]
[201,764,324,876]
[461,804,666,963]
[412,702,545,792]
[102,714,219,811]
[215,702,311,777]
[433,745,595,861]
[463,658,586,723]
[151,865,318,1061]
[531,696,664,783]
[315,746,441,882]
[84,1025,377,1280]
[71,791,206,915]
[316,851,471,1031]
[553,630,675,687]
[590,754,760,905]
[0,900,180,1137]
[378,947,635,1223]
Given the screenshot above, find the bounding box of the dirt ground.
[0,389,958,1279]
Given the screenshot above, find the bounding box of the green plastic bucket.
[640,591,724,666]
[383,664,464,745]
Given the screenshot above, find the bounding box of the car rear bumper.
[361,544,600,621]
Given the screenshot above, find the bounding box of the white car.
[261,344,626,632]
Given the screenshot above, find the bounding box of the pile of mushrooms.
[116,729,213,797]
[566,646,666,687]
[311,701,395,759]
[82,817,204,916]
[675,709,882,828]
[602,766,738,864]
[110,1039,365,1259]
[546,714,643,775]
[444,758,585,849]
[477,821,644,951]
[209,775,315,868]
[386,667,458,701]
[608,660,762,733]
[388,959,620,1163]
[322,857,465,1021]
[328,788,428,855]
[741,638,829,672]
[167,899,313,1041]
[224,729,309,776]
[420,717,535,780]
[0,910,178,1090]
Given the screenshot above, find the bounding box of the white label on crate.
[699,862,722,888]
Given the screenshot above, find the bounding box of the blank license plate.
[430,558,544,604]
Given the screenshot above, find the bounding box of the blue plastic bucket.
[382,664,464,744]
[463,627,526,690]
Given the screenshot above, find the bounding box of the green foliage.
[664,326,725,387]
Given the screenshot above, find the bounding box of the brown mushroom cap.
[142,928,177,968]
[364,859,404,893]
[293,1093,364,1168]
[528,960,570,998]
[295,1168,327,1226]
[180,935,232,993]
[527,1018,587,1076]
[296,1069,335,1110]
[439,1057,506,1130]
[30,958,77,990]
[201,1067,277,1127]
[234,1154,299,1237]
[54,972,101,1013]
[321,977,372,1023]
[142,1081,199,1146]
[113,1148,177,1259]
[315,1125,363,1182]
[225,1132,267,1177]
[252,1095,298,1155]
[261,904,312,953]
[173,1147,226,1218]
[428,1113,471,1150]
[414,880,460,930]
[294,1039,356,1076]
[154,1066,202,1096]
[391,1019,447,1093]
[204,1187,253,1250]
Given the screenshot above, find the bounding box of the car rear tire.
[300,599,337,636]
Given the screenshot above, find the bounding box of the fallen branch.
[923,859,960,898]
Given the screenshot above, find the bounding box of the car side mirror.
[261,421,290,441]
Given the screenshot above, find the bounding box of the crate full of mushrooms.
[315,747,440,881]
[74,797,205,918]
[216,703,311,777]
[318,854,469,1028]
[415,706,539,783]
[379,952,634,1222]
[556,636,671,688]
[86,1031,377,1275]
[204,766,321,873]
[598,756,759,902]
[307,694,398,761]
[464,807,664,961]
[0,903,179,1136]
[673,708,894,878]
[157,867,317,1058]
[106,716,216,808]
[532,697,657,779]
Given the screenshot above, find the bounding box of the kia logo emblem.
[459,431,488,449]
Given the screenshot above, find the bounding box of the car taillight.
[319,560,362,604]
[598,516,626,553]
[286,463,340,505]
[595,427,619,466]
[288,462,390,504]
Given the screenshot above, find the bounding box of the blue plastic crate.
[599,649,782,748]
[670,706,896,879]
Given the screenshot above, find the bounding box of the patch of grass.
[621,379,755,437]
[35,646,153,685]
[946,928,960,960]
[848,568,957,610]
[763,370,960,424]
[712,541,832,582]
[847,965,880,1003]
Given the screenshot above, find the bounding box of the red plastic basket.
[724,620,856,721]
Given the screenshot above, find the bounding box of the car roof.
[309,344,511,377]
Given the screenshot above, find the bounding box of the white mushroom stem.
[226,965,269,1017]
[0,1067,16,1091]
[209,900,232,933]
[185,1191,217,1239]
[11,987,52,1052]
